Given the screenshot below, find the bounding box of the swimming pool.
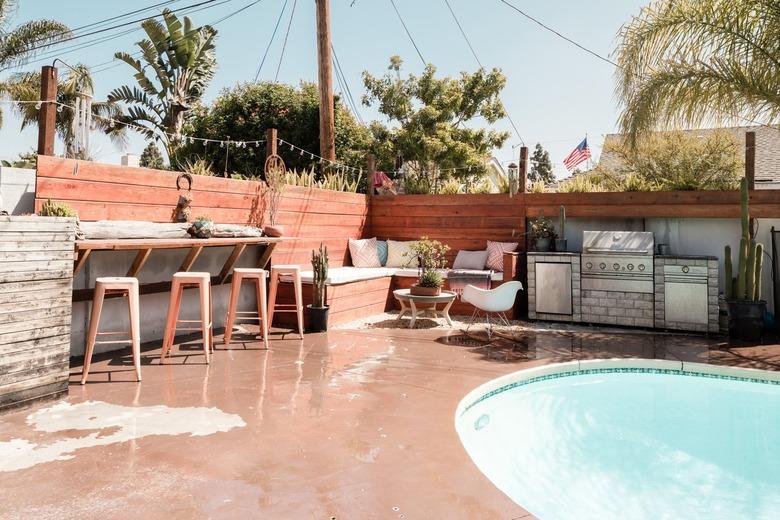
[456,359,780,520]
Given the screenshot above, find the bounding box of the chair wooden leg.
[256,278,269,349]
[294,275,304,337]
[267,272,279,329]
[127,285,142,381]
[81,285,106,385]
[224,276,242,347]
[161,281,182,362]
[199,282,211,364]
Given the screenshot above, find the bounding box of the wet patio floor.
[0,324,778,519]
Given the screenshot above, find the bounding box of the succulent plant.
[418,269,443,289]
[724,177,763,301]
[311,243,328,308]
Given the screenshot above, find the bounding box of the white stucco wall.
[0,167,36,215]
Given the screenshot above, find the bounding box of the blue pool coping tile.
[461,366,780,415]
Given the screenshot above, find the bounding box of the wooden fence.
[35,156,369,267]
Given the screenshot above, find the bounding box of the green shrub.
[439,178,462,194]
[38,199,77,218]
[557,174,602,193]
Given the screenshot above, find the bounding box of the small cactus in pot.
[723,177,766,342]
[308,243,329,332]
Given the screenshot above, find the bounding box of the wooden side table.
[393,289,456,328]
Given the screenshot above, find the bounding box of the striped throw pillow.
[486,241,518,271]
[349,237,382,267]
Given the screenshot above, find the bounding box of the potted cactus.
[308,243,329,332]
[555,205,567,252]
[724,177,766,342]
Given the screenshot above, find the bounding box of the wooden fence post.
[37,66,57,156]
[745,131,756,190]
[366,154,376,196]
[266,128,278,158]
[518,146,529,193]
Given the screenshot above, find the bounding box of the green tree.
[0,0,71,127]
[362,56,510,193]
[108,9,217,158]
[529,143,554,184]
[616,0,780,145]
[592,130,742,191]
[139,142,166,169]
[178,81,372,180]
[5,64,125,158]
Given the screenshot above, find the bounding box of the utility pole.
[315,0,336,162]
[38,66,58,156]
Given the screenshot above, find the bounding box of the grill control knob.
[627,263,634,271]
[585,262,593,269]
[638,264,646,271]
[599,262,606,270]
[682,265,690,273]
[613,263,620,271]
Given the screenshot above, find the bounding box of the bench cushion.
[299,266,503,285]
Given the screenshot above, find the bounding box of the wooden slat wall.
[35,156,369,267]
[370,194,526,265]
[0,216,76,410]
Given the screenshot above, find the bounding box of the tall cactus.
[725,177,764,301]
[311,243,329,308]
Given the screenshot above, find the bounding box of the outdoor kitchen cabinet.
[654,255,719,333]
[527,252,582,323]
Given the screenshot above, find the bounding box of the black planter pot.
[307,304,329,333]
[534,238,551,252]
[554,238,568,252]
[726,299,766,343]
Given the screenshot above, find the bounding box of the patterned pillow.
[376,240,389,266]
[349,237,381,268]
[386,240,419,268]
[486,241,518,271]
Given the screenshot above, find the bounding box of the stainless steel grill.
[581,231,654,294]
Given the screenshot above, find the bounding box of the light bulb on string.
[220,141,225,148]
[56,104,63,113]
[299,149,304,156]
[255,141,260,148]
[35,102,42,109]
[289,143,294,151]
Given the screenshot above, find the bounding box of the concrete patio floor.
[0,325,778,519]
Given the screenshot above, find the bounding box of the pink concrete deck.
[0,326,777,519]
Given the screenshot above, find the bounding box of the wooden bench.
[273,252,520,328]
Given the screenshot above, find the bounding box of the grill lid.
[582,231,654,255]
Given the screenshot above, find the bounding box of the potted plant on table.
[724,177,766,342]
[308,243,329,332]
[408,237,450,296]
[529,214,557,252]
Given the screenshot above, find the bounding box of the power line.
[388,0,426,66]
[331,43,364,125]
[254,0,289,81]
[274,0,298,82]
[442,0,524,146]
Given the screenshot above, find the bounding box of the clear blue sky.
[0,0,647,177]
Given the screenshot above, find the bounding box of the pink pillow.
[486,241,518,271]
[349,237,381,267]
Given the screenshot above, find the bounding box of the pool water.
[456,367,780,520]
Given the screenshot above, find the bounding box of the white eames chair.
[462,281,524,339]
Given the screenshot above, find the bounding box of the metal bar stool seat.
[224,268,269,348]
[81,277,141,384]
[161,272,213,363]
[267,264,304,337]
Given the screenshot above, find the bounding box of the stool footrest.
[94,340,133,345]
[175,325,213,332]
[96,331,130,336]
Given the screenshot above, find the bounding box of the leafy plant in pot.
[529,214,557,252]
[407,237,450,296]
[308,243,329,332]
[724,177,766,342]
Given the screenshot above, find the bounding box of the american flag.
[563,138,591,171]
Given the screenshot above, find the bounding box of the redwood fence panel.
[35,156,369,267]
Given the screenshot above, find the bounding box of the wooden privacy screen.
[370,194,524,264]
[35,156,369,266]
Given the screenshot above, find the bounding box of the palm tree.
[5,64,126,158]
[615,0,780,145]
[108,9,217,159]
[0,0,71,127]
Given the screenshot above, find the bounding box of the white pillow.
[386,240,419,268]
[348,237,381,268]
[452,250,488,270]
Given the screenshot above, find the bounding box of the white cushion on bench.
[299,266,504,285]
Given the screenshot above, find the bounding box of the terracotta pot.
[410,284,441,296]
[263,224,285,237]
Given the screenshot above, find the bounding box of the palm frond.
[0,19,70,68]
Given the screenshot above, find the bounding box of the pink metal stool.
[267,264,304,337]
[224,268,269,348]
[161,272,213,363]
[81,277,141,384]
